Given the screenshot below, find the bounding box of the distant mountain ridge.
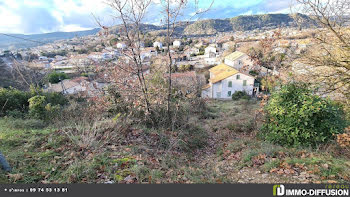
[183,14,316,35]
[107,13,315,37]
[0,28,100,50]
[0,13,316,50]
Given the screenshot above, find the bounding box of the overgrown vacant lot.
[1,100,349,183]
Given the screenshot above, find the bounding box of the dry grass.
[1,99,349,184]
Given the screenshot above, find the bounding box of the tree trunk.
[166,0,173,130]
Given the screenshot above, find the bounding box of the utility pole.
[59,76,67,94]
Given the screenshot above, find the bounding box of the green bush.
[0,87,31,116]
[81,73,89,77]
[6,110,26,119]
[0,87,67,118]
[178,64,194,72]
[249,70,259,76]
[45,92,68,106]
[28,96,63,121]
[40,50,67,58]
[47,72,68,84]
[262,83,346,147]
[232,91,250,101]
[28,95,47,120]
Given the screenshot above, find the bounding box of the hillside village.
[1,25,317,98]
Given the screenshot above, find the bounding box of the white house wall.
[224,55,254,71]
[205,73,254,99]
[205,57,218,65]
[201,86,212,98]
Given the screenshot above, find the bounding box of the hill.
[107,14,316,37]
[183,19,232,35]
[183,14,315,35]
[0,28,100,50]
[0,14,316,50]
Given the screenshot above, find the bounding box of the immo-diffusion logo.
[273,184,349,196]
[273,185,285,196]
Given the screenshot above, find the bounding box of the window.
[216,92,221,98]
[227,91,232,97]
[236,75,240,80]
[228,81,232,87]
[243,80,247,86]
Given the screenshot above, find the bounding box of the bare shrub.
[52,99,103,128]
[335,127,350,157]
[52,99,131,152]
[61,119,129,151]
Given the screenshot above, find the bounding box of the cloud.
[0,0,108,34]
[60,24,93,32]
[187,0,294,19]
[257,0,293,13]
[20,7,61,34]
[0,0,296,34]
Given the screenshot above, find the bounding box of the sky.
[0,0,296,34]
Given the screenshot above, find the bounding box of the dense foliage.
[0,87,67,118]
[0,88,31,116]
[40,50,67,58]
[232,91,250,101]
[28,95,47,120]
[178,64,194,72]
[47,72,69,84]
[262,83,347,147]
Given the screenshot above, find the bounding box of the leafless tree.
[291,0,350,108]
[97,0,213,128]
[7,58,45,91]
[158,0,213,127]
[96,0,153,114]
[295,0,350,44]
